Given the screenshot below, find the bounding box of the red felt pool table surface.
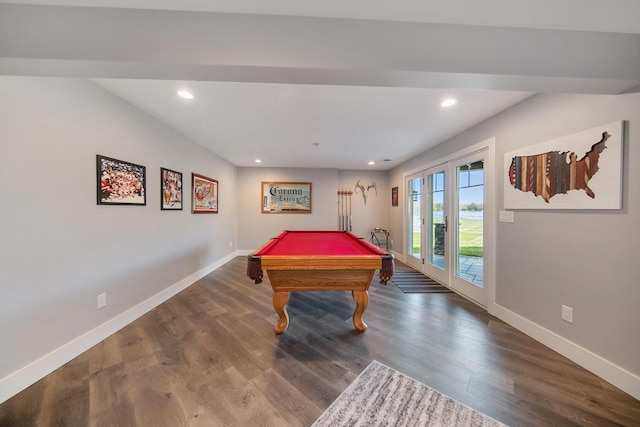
[254,230,387,256]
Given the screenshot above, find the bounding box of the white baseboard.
[490,303,640,401]
[0,251,238,405]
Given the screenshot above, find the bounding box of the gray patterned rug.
[312,361,507,427]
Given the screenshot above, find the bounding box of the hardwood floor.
[1,257,638,426]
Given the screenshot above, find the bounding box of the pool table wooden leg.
[273,291,290,334]
[351,290,369,332]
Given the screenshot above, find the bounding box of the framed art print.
[97,155,146,205]
[504,121,623,209]
[261,182,311,213]
[192,173,218,213]
[161,167,183,210]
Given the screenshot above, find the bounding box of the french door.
[405,148,490,307]
[449,155,485,305]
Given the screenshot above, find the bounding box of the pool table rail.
[247,253,394,284]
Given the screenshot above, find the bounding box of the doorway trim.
[401,137,496,310]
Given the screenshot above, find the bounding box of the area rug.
[391,269,452,294]
[312,361,507,427]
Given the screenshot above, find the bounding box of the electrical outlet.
[98,293,107,309]
[229,241,233,248]
[562,305,573,323]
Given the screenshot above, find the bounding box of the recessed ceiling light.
[441,98,457,108]
[368,161,375,165]
[255,159,262,163]
[177,90,194,99]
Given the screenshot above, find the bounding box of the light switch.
[499,211,514,223]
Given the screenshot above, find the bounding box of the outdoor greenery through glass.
[457,161,484,258]
[412,166,484,258]
[409,177,421,258]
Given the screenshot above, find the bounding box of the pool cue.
[340,190,343,230]
[337,193,340,229]
[339,192,343,230]
[347,190,352,231]
[342,190,347,230]
[342,191,346,230]
[338,190,343,230]
[340,193,345,230]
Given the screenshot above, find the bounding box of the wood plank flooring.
[1,257,639,426]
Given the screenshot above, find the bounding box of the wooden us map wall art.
[504,121,624,210]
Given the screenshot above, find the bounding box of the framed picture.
[97,155,146,205]
[161,167,183,210]
[262,182,312,213]
[391,186,399,207]
[504,120,623,210]
[192,173,218,213]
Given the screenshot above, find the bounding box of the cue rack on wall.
[337,189,353,231]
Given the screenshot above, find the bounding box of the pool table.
[247,230,394,334]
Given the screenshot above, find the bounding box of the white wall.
[389,92,640,398]
[337,170,390,243]
[0,77,238,402]
[237,167,339,250]
[236,168,392,251]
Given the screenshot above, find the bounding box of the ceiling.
[2,1,639,170]
[4,0,640,33]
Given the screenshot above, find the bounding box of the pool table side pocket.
[247,255,263,284]
[380,254,395,284]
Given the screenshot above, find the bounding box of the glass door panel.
[423,169,448,283]
[427,171,445,269]
[406,173,423,270]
